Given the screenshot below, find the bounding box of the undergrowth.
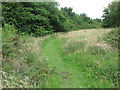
[2,26,119,88]
[41,33,118,88]
[2,24,51,88]
[103,28,119,48]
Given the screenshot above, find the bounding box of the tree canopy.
[102,2,119,28]
[2,2,102,36]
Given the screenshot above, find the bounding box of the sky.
[55,0,114,19]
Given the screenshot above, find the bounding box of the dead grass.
[58,29,112,50]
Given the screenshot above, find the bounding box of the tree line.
[2,1,119,36]
[102,1,119,28]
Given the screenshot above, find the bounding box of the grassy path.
[41,29,118,88]
[42,36,71,88]
[42,36,86,88]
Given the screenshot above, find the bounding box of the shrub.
[103,28,119,48]
[2,24,51,88]
[34,26,53,37]
[2,24,20,58]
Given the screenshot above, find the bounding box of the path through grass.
[41,29,118,88]
[42,36,88,88]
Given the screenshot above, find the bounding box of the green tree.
[102,2,119,28]
[2,2,102,36]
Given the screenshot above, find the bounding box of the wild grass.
[88,46,107,55]
[41,28,118,88]
[62,49,118,87]
[2,27,118,88]
[2,24,51,88]
[62,39,86,54]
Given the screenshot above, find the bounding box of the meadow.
[1,1,119,88]
[2,25,119,88]
[41,28,118,88]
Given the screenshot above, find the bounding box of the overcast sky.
[55,0,114,19]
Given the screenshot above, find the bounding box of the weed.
[25,52,37,64]
[63,41,86,54]
[103,28,119,48]
[2,26,118,88]
[88,46,107,55]
[2,24,51,88]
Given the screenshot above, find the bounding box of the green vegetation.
[88,46,107,55]
[41,29,118,88]
[2,25,119,88]
[2,24,52,88]
[1,1,119,88]
[102,1,119,48]
[103,28,119,48]
[102,2,119,28]
[2,2,101,36]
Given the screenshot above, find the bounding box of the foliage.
[2,24,19,58]
[2,1,118,88]
[2,24,52,88]
[2,23,118,88]
[103,28,119,48]
[61,8,102,30]
[2,2,102,36]
[2,2,55,36]
[102,2,119,28]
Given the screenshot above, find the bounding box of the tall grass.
[2,24,51,88]
[2,26,118,88]
[41,31,118,88]
[61,39,118,87]
[37,28,119,87]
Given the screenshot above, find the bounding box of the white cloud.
[56,0,114,19]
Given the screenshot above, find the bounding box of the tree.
[2,2,57,35]
[102,2,119,28]
[2,2,102,36]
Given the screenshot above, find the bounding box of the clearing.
[39,29,118,88]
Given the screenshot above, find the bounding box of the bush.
[34,26,53,37]
[2,24,20,58]
[103,28,119,48]
[2,24,51,88]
